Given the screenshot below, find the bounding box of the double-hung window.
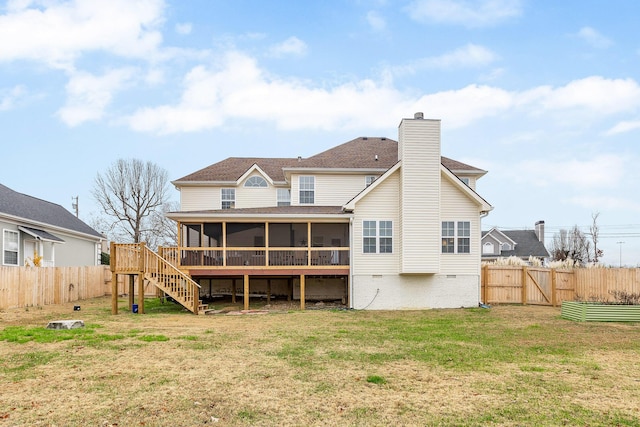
[3,229,19,265]
[363,220,393,254]
[277,188,291,206]
[299,176,314,204]
[221,188,235,209]
[442,221,471,254]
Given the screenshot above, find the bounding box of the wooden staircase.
[112,243,207,314]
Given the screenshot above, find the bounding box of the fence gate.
[522,267,553,305]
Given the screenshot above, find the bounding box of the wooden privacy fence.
[482,266,640,306]
[0,266,110,310]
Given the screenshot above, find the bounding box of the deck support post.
[300,274,305,310]
[231,278,236,304]
[110,242,117,315]
[267,279,271,304]
[243,274,249,311]
[138,274,145,314]
[137,243,145,314]
[128,275,135,310]
[111,273,118,315]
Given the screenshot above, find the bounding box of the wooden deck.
[111,243,351,314]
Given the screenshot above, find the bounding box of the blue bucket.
[132,304,138,313]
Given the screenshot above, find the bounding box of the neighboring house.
[162,113,493,310]
[0,184,104,267]
[481,220,550,263]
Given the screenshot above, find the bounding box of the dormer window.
[365,175,377,187]
[460,177,470,186]
[244,176,268,187]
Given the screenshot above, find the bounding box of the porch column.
[300,274,305,310]
[244,274,249,311]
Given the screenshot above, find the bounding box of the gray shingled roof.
[174,137,485,183]
[482,229,550,259]
[0,184,103,239]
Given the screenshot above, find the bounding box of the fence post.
[551,268,557,307]
[521,266,528,305]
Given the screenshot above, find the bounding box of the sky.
[1,0,640,266]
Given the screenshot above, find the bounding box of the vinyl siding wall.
[399,118,441,273]
[237,174,278,208]
[439,175,482,275]
[290,173,374,206]
[180,187,220,211]
[351,171,400,275]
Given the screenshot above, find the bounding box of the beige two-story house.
[165,113,492,310]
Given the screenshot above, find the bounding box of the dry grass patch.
[1,298,640,426]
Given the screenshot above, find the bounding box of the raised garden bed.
[561,300,640,322]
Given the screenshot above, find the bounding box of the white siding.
[439,175,482,275]
[180,187,220,211]
[290,173,373,206]
[399,118,441,273]
[352,171,400,275]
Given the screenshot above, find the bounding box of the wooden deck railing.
[170,247,350,268]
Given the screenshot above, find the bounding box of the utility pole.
[616,241,624,268]
[72,196,79,217]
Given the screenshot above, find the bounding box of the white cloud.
[517,154,626,189]
[605,120,640,136]
[0,85,26,111]
[576,26,612,49]
[175,22,192,35]
[392,44,498,75]
[0,0,165,68]
[267,36,308,58]
[366,11,387,32]
[57,68,136,126]
[405,0,523,27]
[529,77,640,115]
[123,49,640,135]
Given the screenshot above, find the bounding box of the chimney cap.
[414,112,424,119]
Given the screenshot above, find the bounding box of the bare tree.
[549,225,591,265]
[590,212,603,263]
[92,159,170,247]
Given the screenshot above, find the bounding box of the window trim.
[441,221,471,254]
[362,220,393,254]
[299,176,315,205]
[221,188,235,209]
[3,229,19,266]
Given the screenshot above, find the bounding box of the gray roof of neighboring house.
[482,229,550,259]
[0,184,103,239]
[174,137,485,183]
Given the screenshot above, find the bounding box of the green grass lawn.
[1,297,639,426]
